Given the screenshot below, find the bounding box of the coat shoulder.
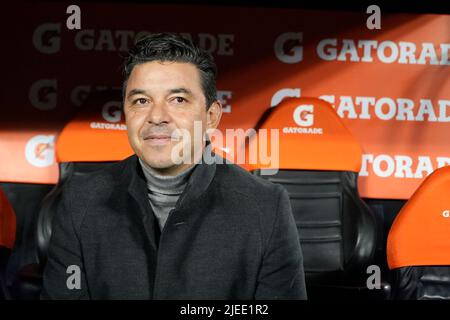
[212,163,292,254]
[61,156,133,202]
[66,158,131,193]
[213,162,286,207]
[215,163,283,193]
[57,156,135,230]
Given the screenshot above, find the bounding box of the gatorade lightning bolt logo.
[293,105,314,127]
[25,135,55,167]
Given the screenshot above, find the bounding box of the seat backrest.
[387,165,450,299]
[247,97,380,287]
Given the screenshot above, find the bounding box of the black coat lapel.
[170,144,218,224]
[126,155,159,251]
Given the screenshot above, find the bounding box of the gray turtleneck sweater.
[139,158,196,231]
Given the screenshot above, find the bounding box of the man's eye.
[134,98,148,105]
[174,97,187,104]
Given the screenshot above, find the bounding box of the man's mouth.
[143,134,172,145]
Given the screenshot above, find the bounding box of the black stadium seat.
[244,98,385,299]
[258,170,377,284]
[387,166,450,300]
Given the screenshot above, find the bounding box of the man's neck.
[147,163,196,177]
[139,158,196,190]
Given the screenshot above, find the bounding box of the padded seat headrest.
[56,90,133,163]
[242,97,362,172]
[387,165,450,269]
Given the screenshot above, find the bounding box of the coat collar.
[125,143,217,226]
[124,145,218,250]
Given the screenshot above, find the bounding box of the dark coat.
[41,154,307,299]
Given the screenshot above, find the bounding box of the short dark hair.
[123,32,218,109]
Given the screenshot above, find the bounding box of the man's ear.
[206,100,223,130]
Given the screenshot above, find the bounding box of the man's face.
[124,61,221,176]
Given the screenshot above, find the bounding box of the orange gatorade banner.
[0,3,448,200]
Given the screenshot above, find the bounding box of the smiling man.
[124,58,220,176]
[41,33,307,299]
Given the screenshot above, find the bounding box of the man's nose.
[145,100,169,124]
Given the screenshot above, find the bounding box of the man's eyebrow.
[127,89,147,99]
[168,87,193,96]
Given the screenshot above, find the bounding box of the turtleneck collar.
[138,158,197,195]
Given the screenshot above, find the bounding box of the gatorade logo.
[283,104,322,135]
[25,135,55,167]
[101,101,123,123]
[293,104,314,127]
[443,210,449,218]
[90,101,126,130]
